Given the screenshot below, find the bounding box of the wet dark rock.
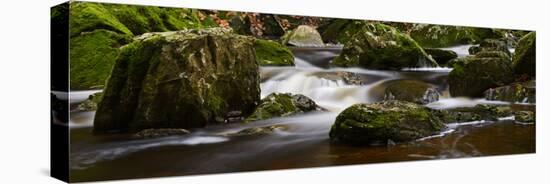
[424,48,457,65]
[448,54,514,97]
[329,101,445,144]
[512,32,536,77]
[332,23,438,70]
[134,128,190,139]
[76,92,103,111]
[384,80,440,104]
[315,71,363,85]
[94,28,261,133]
[226,125,289,136]
[246,93,322,121]
[317,20,367,44]
[484,80,536,103]
[469,39,511,57]
[282,25,324,47]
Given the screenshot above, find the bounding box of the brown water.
[68,46,535,182]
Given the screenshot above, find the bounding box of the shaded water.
[68,45,535,182]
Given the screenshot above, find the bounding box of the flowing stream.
[68,46,534,182]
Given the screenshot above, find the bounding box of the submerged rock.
[282,25,324,47]
[484,80,536,103]
[226,125,289,136]
[134,128,190,139]
[315,71,363,85]
[246,93,322,121]
[332,23,438,70]
[424,48,457,65]
[254,39,295,66]
[384,80,440,104]
[94,28,261,133]
[512,32,536,77]
[76,92,103,111]
[434,104,514,123]
[329,101,445,144]
[448,54,514,97]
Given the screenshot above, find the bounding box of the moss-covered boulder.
[254,39,294,66]
[484,80,536,103]
[68,2,212,90]
[332,23,438,69]
[409,24,502,48]
[76,92,104,112]
[282,25,324,47]
[317,20,368,44]
[448,54,514,97]
[94,28,260,133]
[246,93,322,121]
[512,32,536,77]
[329,101,445,144]
[384,80,440,104]
[424,48,458,65]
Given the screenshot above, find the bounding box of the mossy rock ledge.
[484,80,536,103]
[409,24,503,48]
[246,93,322,122]
[512,32,536,77]
[94,28,261,133]
[329,101,445,144]
[254,39,295,66]
[68,2,210,90]
[331,23,438,70]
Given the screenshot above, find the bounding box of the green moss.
[448,56,514,97]
[254,39,294,66]
[69,30,131,89]
[329,101,444,144]
[246,93,320,122]
[332,23,438,69]
[512,32,536,77]
[409,24,503,48]
[69,2,132,37]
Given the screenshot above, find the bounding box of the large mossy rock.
[512,32,536,77]
[281,25,324,47]
[409,24,503,48]
[68,2,211,90]
[329,101,445,144]
[317,20,368,44]
[332,23,438,69]
[384,80,440,104]
[254,39,295,66]
[484,80,536,103]
[94,28,260,133]
[448,54,514,97]
[246,93,321,121]
[424,48,458,65]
